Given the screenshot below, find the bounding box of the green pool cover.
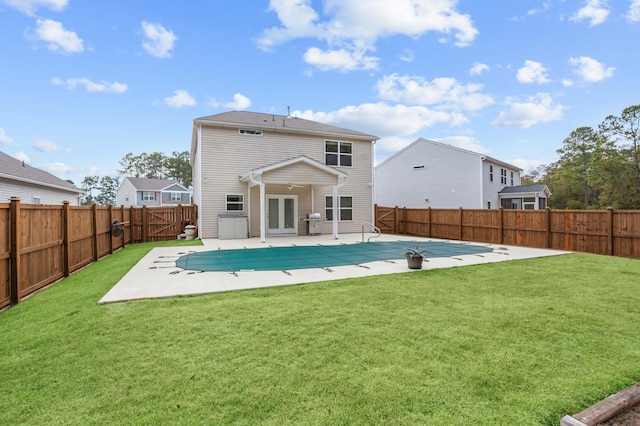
[176,241,493,273]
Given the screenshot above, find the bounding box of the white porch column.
[259,182,266,243]
[332,184,339,239]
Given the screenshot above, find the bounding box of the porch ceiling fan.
[287,183,304,190]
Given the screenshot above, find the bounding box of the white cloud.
[399,49,414,63]
[52,77,128,93]
[303,47,379,71]
[258,0,478,71]
[436,135,488,153]
[141,21,177,58]
[510,158,544,173]
[569,56,614,82]
[376,73,494,112]
[629,0,640,21]
[0,0,67,16]
[33,139,70,152]
[527,2,551,16]
[517,60,551,84]
[163,90,196,108]
[295,102,462,140]
[562,79,574,87]
[469,62,489,76]
[33,19,84,55]
[224,93,251,110]
[0,128,15,146]
[43,162,73,174]
[492,93,566,128]
[570,0,610,26]
[13,152,30,163]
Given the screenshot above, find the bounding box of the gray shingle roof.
[499,184,549,194]
[194,111,378,140]
[124,177,187,191]
[0,150,82,193]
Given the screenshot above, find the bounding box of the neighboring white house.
[0,150,83,205]
[375,138,549,210]
[116,177,191,207]
[190,110,378,241]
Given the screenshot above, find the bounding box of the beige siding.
[198,125,374,238]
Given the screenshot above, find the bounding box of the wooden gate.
[138,205,196,242]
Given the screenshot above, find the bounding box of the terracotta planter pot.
[406,255,424,269]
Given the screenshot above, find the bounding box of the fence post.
[394,206,398,234]
[108,204,114,254]
[62,201,70,277]
[459,207,463,241]
[516,211,522,246]
[564,211,571,251]
[607,207,614,256]
[546,207,552,249]
[142,205,148,242]
[498,207,504,245]
[402,207,407,235]
[92,203,99,261]
[427,207,432,238]
[9,197,21,305]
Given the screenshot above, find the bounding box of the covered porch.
[499,184,552,210]
[240,156,348,243]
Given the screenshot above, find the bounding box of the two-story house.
[0,150,83,205]
[375,138,550,210]
[190,111,378,241]
[116,177,191,207]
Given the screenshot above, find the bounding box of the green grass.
[1,241,639,425]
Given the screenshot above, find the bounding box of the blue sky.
[1,0,639,185]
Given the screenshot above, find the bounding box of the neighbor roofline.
[0,172,85,194]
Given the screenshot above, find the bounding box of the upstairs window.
[325,141,352,167]
[489,165,494,182]
[501,168,507,184]
[239,129,262,136]
[510,171,514,186]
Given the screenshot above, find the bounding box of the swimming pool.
[175,240,493,273]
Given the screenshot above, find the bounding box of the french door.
[267,195,298,235]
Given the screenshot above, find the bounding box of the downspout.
[196,123,204,234]
[480,156,486,208]
[247,172,266,243]
[332,177,346,239]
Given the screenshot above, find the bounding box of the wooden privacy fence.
[375,205,640,259]
[0,198,197,310]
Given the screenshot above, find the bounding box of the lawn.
[1,241,639,425]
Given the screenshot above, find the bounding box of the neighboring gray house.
[0,150,83,205]
[499,184,551,210]
[190,110,378,241]
[116,177,191,207]
[375,138,543,209]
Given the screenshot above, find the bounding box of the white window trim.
[142,191,155,201]
[225,193,244,212]
[325,140,353,168]
[170,192,181,202]
[325,195,354,222]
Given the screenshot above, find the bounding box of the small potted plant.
[405,244,428,269]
